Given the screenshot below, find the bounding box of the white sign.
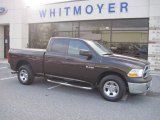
[27,0,149,23]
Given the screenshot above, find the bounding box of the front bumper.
[128,81,152,94]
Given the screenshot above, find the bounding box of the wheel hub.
[103,81,120,97]
[20,70,28,82]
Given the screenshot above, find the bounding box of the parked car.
[135,45,148,59]
[8,37,152,102]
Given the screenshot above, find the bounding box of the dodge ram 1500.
[8,37,152,102]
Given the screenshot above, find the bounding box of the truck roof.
[50,37,93,42]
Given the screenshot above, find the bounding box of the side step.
[47,79,93,90]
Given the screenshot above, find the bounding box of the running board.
[47,79,93,90]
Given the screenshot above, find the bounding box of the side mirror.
[79,50,92,60]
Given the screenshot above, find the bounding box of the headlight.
[127,69,144,78]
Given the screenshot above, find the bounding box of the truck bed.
[9,48,46,74]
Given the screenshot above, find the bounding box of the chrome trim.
[86,66,94,69]
[128,81,152,94]
[143,65,150,79]
[45,74,90,84]
[47,79,93,90]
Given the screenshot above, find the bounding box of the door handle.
[65,58,73,61]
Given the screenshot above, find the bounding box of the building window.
[110,19,149,59]
[80,20,111,41]
[29,18,149,59]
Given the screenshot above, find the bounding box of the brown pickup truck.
[8,37,152,102]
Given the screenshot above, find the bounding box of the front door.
[4,25,9,58]
[63,40,96,81]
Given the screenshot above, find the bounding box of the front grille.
[143,65,150,78]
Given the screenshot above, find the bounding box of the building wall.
[148,0,160,71]
[0,26,4,58]
[0,0,28,50]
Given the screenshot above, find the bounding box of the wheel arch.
[96,71,129,91]
[16,60,32,71]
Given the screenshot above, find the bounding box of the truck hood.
[102,54,149,69]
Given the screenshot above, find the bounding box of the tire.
[18,65,34,85]
[99,75,126,102]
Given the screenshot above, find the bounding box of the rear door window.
[51,39,68,55]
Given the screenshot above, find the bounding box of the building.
[0,0,160,71]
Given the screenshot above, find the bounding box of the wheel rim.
[19,69,28,82]
[103,81,120,98]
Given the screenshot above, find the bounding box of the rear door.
[44,38,69,77]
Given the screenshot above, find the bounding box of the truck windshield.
[85,40,113,55]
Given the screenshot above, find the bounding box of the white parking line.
[0,76,17,81]
[48,85,61,90]
[0,67,8,70]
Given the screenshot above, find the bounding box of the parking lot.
[0,62,160,120]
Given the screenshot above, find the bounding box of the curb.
[150,71,160,76]
[0,62,8,64]
[0,59,8,64]
[0,59,9,68]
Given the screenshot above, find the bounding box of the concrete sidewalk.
[0,59,8,64]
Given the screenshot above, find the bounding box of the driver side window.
[68,40,90,56]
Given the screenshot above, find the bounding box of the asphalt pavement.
[0,62,160,120]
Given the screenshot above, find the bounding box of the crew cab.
[8,37,152,102]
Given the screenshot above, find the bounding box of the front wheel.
[18,65,34,85]
[99,75,126,102]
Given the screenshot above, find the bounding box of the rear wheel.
[18,65,34,85]
[99,75,126,102]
